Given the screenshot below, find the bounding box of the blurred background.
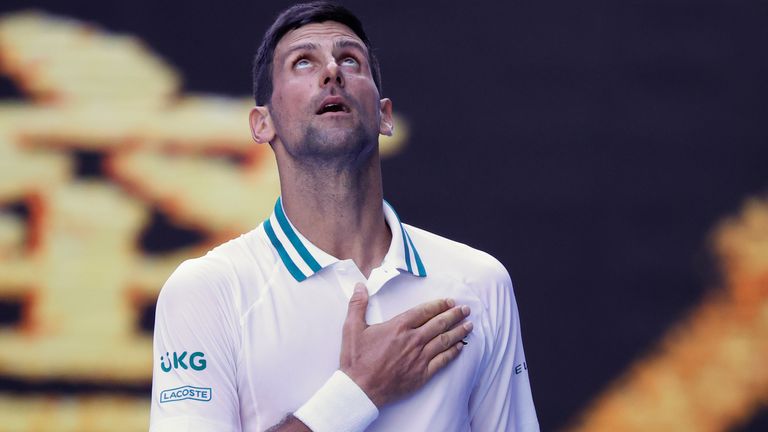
[0,1,767,431]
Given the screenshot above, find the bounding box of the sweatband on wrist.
[293,370,379,432]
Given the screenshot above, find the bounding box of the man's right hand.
[340,283,473,407]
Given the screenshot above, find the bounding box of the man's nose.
[321,60,344,87]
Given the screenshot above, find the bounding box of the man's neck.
[277,151,391,278]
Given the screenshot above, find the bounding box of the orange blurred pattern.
[569,197,768,432]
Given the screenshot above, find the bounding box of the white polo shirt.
[150,198,539,432]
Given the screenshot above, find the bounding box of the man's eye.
[294,59,311,69]
[341,57,359,67]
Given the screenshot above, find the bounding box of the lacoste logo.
[160,385,212,403]
[159,351,207,372]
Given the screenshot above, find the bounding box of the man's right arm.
[268,283,473,432]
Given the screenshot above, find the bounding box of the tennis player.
[150,2,538,431]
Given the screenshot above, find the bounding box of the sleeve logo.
[159,385,212,403]
[159,351,207,372]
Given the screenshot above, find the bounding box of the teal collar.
[263,197,427,282]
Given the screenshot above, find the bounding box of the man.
[149,2,538,431]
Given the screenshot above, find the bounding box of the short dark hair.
[252,1,383,106]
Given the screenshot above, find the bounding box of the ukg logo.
[160,351,206,372]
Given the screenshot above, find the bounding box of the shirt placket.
[333,260,399,325]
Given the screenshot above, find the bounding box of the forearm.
[265,415,311,432]
[265,370,378,432]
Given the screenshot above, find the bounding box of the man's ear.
[379,98,394,136]
[249,106,276,144]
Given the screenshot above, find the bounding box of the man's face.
[264,21,391,162]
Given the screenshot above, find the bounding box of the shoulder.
[158,226,278,313]
[403,223,511,287]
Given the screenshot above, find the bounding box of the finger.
[343,283,370,338]
[418,305,471,341]
[399,298,455,328]
[423,320,473,359]
[426,341,465,379]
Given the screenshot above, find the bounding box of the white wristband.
[293,370,379,432]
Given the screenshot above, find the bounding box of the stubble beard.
[289,120,378,173]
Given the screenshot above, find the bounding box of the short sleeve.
[468,263,539,431]
[150,259,242,432]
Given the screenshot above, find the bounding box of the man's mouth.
[316,101,350,114]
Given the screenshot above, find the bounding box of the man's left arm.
[468,263,539,431]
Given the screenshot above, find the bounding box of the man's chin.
[304,125,374,154]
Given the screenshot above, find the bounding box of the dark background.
[2,1,767,430]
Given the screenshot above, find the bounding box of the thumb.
[344,283,369,335]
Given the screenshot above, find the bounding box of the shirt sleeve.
[149,258,242,432]
[468,263,539,431]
